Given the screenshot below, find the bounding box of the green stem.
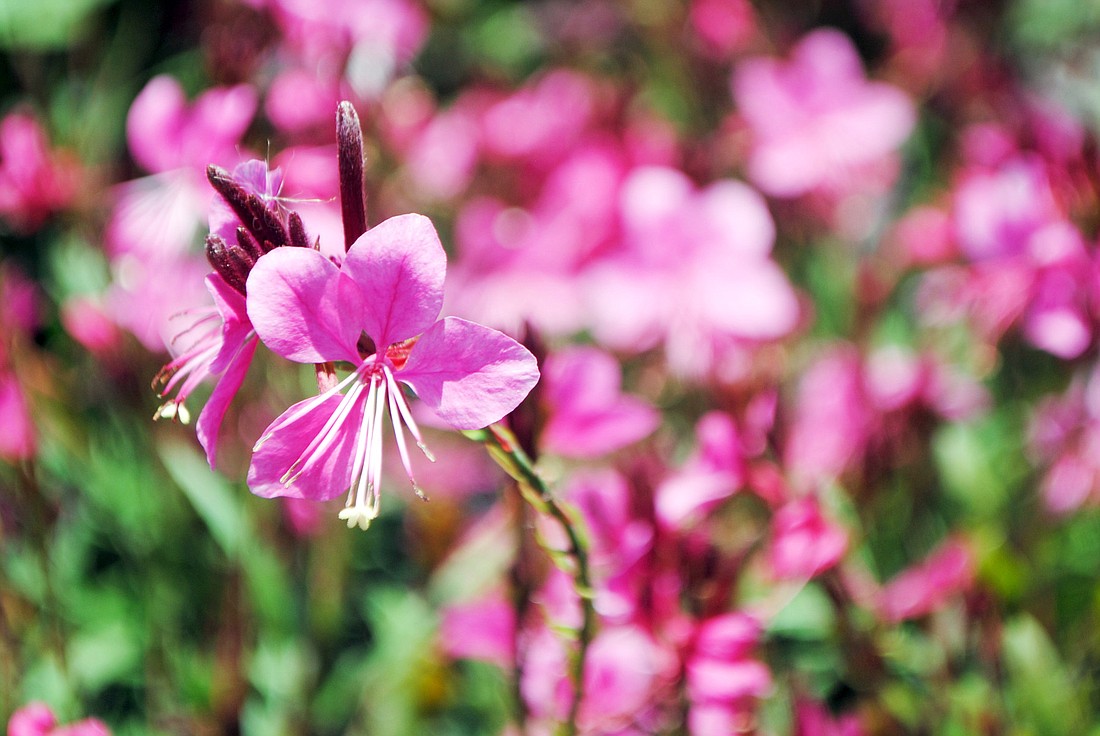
[465,424,595,736]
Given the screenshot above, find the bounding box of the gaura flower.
[153,159,308,468]
[246,213,539,529]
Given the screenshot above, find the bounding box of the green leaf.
[1002,614,1086,735]
[0,0,118,49]
[158,439,251,559]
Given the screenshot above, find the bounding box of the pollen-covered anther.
[338,502,378,530]
[154,400,191,424]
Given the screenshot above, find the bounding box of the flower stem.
[464,424,595,736]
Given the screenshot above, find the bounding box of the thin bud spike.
[205,235,247,295]
[337,101,368,251]
[288,211,310,249]
[226,244,255,293]
[236,226,265,260]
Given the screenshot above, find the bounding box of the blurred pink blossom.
[946,152,1094,358]
[1028,367,1100,513]
[0,371,35,462]
[767,497,848,581]
[7,703,110,736]
[732,28,915,198]
[541,346,659,458]
[689,0,756,59]
[656,411,745,529]
[878,538,973,622]
[106,76,257,349]
[685,613,772,732]
[0,112,80,232]
[439,591,516,668]
[794,698,863,736]
[784,347,871,485]
[60,297,122,355]
[480,70,598,167]
[586,166,799,377]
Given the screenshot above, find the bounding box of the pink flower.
[586,166,799,377]
[106,76,257,349]
[878,538,974,622]
[767,497,848,581]
[732,28,915,198]
[783,347,871,486]
[7,703,110,736]
[686,613,772,730]
[1028,369,1100,514]
[689,0,756,59]
[541,346,659,458]
[656,412,745,529]
[0,112,80,232]
[153,159,309,468]
[440,592,516,668]
[0,369,36,462]
[245,213,539,529]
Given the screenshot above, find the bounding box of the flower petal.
[197,334,258,469]
[246,247,362,364]
[205,273,252,374]
[342,213,445,348]
[399,317,539,430]
[247,393,361,500]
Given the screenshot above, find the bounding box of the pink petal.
[399,317,539,430]
[247,394,361,501]
[197,335,258,469]
[126,75,186,174]
[6,702,56,736]
[0,372,35,461]
[246,247,362,364]
[655,472,737,529]
[342,213,446,348]
[541,346,660,457]
[206,273,251,374]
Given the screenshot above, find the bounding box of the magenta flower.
[246,213,539,529]
[540,346,659,458]
[766,497,848,581]
[7,703,110,736]
[0,112,80,233]
[878,538,973,622]
[732,28,915,198]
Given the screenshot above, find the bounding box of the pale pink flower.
[656,412,745,529]
[732,28,915,198]
[541,346,659,458]
[783,347,871,486]
[106,76,256,349]
[686,613,772,731]
[586,166,799,377]
[1028,366,1100,513]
